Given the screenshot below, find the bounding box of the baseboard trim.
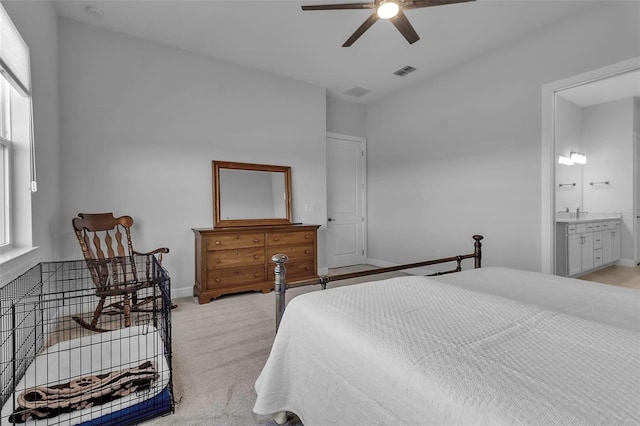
[172,286,195,300]
[615,259,637,268]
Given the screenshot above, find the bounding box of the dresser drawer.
[267,244,314,263]
[206,247,264,269]
[267,260,315,282]
[194,225,319,304]
[206,233,264,250]
[206,266,265,290]
[267,231,315,246]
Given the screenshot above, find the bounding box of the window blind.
[0,3,36,192]
[0,3,30,96]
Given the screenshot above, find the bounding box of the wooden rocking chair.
[72,212,170,332]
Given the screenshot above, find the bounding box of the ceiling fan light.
[377,1,400,19]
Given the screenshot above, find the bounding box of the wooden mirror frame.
[213,160,293,228]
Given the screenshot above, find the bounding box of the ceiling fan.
[301,0,475,47]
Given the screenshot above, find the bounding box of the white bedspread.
[253,267,640,425]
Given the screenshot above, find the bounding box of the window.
[0,74,12,246]
[0,2,35,256]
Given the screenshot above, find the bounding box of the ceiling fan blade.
[389,10,419,44]
[342,13,379,47]
[402,0,475,10]
[301,3,374,11]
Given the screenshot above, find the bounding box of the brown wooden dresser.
[192,224,320,304]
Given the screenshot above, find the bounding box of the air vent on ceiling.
[393,65,417,77]
[85,5,104,18]
[344,86,372,98]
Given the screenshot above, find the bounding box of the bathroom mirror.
[212,160,292,227]
[555,94,585,217]
[554,68,640,221]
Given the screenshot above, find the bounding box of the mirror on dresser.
[193,160,320,304]
[213,160,292,228]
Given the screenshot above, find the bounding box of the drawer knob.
[305,250,310,254]
[254,273,260,278]
[215,259,221,263]
[215,278,221,283]
[254,255,259,259]
[215,241,221,245]
[305,235,310,239]
[274,237,279,241]
[254,239,259,243]
[305,266,310,270]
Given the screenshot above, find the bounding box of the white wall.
[326,96,366,138]
[58,19,327,297]
[366,2,640,271]
[1,1,61,282]
[582,98,635,260]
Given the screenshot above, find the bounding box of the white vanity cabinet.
[602,222,621,265]
[566,224,594,276]
[556,218,621,277]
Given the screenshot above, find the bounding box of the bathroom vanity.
[555,217,621,277]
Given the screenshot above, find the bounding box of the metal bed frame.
[271,234,483,331]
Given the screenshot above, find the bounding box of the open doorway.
[541,57,640,278]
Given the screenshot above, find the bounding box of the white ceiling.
[53,0,600,104]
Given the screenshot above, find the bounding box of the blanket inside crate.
[9,361,158,423]
[1,326,170,426]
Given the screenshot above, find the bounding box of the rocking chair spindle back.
[72,212,169,332]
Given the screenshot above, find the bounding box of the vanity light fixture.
[558,155,574,166]
[570,151,587,164]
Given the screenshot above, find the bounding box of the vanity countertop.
[555,215,621,224]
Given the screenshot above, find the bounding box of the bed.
[253,266,640,425]
[1,325,171,426]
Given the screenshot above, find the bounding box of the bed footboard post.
[473,235,484,268]
[272,254,289,332]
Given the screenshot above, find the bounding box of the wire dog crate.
[0,256,173,425]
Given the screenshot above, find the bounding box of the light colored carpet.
[145,268,405,426]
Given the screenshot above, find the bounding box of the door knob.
[328,218,335,222]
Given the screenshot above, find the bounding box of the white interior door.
[326,134,366,268]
